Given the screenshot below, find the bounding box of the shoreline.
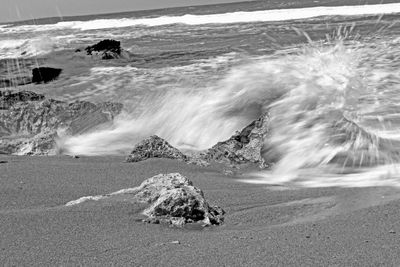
[1,155,400,265]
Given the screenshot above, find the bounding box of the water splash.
[58,38,400,187]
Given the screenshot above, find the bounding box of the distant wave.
[1,3,400,33]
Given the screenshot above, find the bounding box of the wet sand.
[1,155,400,266]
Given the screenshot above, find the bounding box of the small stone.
[389,230,396,234]
[0,161,8,164]
[223,169,235,176]
[305,235,311,238]
[170,241,180,244]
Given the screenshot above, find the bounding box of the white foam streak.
[241,164,400,188]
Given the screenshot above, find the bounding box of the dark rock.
[32,67,62,84]
[66,173,225,226]
[0,91,123,155]
[126,135,187,163]
[0,160,7,164]
[0,58,45,88]
[205,114,269,168]
[85,39,122,60]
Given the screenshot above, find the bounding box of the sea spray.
[59,37,400,187]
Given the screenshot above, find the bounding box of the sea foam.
[1,3,400,33]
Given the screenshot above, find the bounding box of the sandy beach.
[1,155,400,266]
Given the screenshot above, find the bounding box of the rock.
[67,173,225,227]
[126,135,187,163]
[0,91,123,155]
[0,160,7,164]
[138,173,224,226]
[205,113,269,168]
[32,67,62,83]
[84,39,125,60]
[0,58,45,88]
[0,91,45,110]
[13,130,58,156]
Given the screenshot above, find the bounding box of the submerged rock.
[205,114,269,168]
[126,135,188,163]
[0,91,123,155]
[67,173,225,227]
[32,67,62,83]
[84,39,128,60]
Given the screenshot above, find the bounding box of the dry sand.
[1,155,400,266]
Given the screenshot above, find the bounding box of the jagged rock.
[0,91,123,155]
[141,173,224,226]
[126,135,188,163]
[32,67,62,83]
[0,91,45,109]
[205,114,269,168]
[66,173,225,227]
[84,39,128,60]
[12,130,57,156]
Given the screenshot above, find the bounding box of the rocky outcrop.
[126,135,188,163]
[205,114,269,168]
[0,91,123,155]
[32,67,62,83]
[66,173,225,227]
[83,39,128,60]
[0,91,45,109]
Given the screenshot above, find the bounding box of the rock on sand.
[66,173,225,227]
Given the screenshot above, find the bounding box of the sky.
[1,0,248,23]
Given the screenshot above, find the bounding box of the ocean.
[1,0,400,187]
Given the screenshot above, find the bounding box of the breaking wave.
[58,37,400,187]
[2,3,400,33]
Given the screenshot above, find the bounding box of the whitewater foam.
[1,3,400,33]
[0,38,59,59]
[56,37,400,187]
